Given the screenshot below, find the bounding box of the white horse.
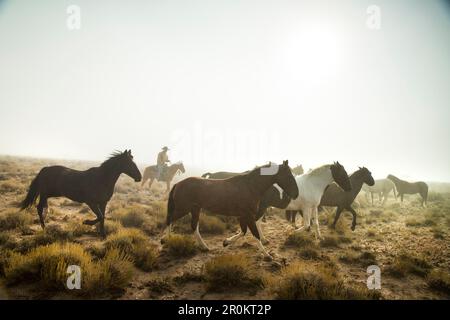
[362,178,396,205]
[285,162,352,239]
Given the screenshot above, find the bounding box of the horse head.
[330,161,352,191]
[273,160,299,199]
[358,166,375,186]
[119,149,142,182]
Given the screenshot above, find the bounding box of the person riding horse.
[156,146,170,180]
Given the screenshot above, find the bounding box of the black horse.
[19,150,142,237]
[387,174,428,206]
[286,167,374,231]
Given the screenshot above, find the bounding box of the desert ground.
[0,155,449,300]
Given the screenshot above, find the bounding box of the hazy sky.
[1,0,449,181]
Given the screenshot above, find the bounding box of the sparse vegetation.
[2,242,134,296]
[426,269,450,295]
[266,262,381,300]
[203,253,264,292]
[162,234,198,257]
[0,209,33,231]
[386,252,432,278]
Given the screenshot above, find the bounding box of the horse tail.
[19,171,41,210]
[166,184,177,226]
[201,173,210,179]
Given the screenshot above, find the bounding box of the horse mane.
[100,151,125,167]
[307,164,331,177]
[227,163,273,181]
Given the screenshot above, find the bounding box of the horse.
[387,174,428,206]
[201,171,248,179]
[285,162,352,239]
[291,164,304,176]
[163,161,299,258]
[362,178,396,205]
[286,167,374,231]
[18,150,142,237]
[141,162,185,193]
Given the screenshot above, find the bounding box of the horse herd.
[18,150,429,259]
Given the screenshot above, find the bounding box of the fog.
[0,0,449,181]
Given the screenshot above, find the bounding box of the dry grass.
[386,252,432,278]
[2,242,134,296]
[162,234,198,257]
[266,262,381,300]
[426,269,450,295]
[203,253,264,292]
[105,228,158,271]
[0,209,33,231]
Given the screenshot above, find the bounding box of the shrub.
[339,251,377,267]
[111,206,150,228]
[386,252,432,278]
[163,234,198,257]
[0,209,33,231]
[320,236,339,248]
[284,232,315,248]
[299,247,320,260]
[426,269,450,295]
[266,262,380,300]
[0,180,23,193]
[2,243,134,296]
[203,253,263,292]
[105,228,158,271]
[200,215,226,234]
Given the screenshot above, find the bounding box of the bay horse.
[285,162,352,239]
[287,167,374,231]
[141,162,185,192]
[387,174,428,206]
[164,161,299,258]
[19,150,142,237]
[362,178,397,206]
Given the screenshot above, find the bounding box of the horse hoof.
[263,255,273,262]
[161,238,166,245]
[261,239,269,245]
[223,240,229,247]
[351,225,356,231]
[200,246,210,252]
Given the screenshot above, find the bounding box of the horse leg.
[311,207,322,239]
[370,192,374,206]
[245,215,271,258]
[191,207,209,251]
[83,203,102,230]
[348,206,358,231]
[148,178,154,189]
[256,217,268,245]
[37,196,48,229]
[295,207,311,232]
[223,217,247,247]
[381,192,388,206]
[331,207,343,229]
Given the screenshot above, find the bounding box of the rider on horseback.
[156,146,170,180]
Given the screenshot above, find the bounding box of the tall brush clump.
[203,253,264,293]
[2,242,134,296]
[105,228,158,271]
[266,262,381,300]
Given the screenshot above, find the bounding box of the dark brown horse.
[164,161,299,257]
[387,174,428,206]
[286,167,374,231]
[19,150,142,237]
